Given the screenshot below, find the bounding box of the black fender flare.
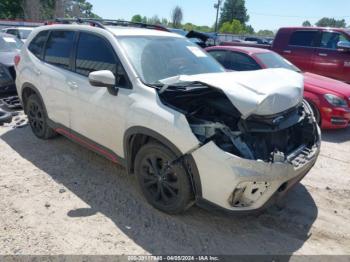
[123,126,202,197]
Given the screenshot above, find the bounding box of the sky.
[88,0,350,31]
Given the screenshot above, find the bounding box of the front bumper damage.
[191,134,320,212]
[158,71,320,213]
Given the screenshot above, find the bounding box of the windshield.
[255,52,301,72]
[19,29,33,39]
[0,35,23,52]
[118,36,225,85]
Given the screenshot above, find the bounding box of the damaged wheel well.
[124,127,202,197]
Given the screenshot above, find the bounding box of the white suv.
[15,20,321,214]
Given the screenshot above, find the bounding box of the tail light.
[14,55,21,67]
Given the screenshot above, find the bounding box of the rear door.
[281,30,319,72]
[42,30,76,127]
[312,31,350,82]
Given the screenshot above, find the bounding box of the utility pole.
[214,0,222,32]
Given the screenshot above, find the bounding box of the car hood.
[303,72,350,97]
[160,68,304,119]
[0,50,18,67]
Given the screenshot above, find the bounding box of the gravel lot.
[0,112,349,255]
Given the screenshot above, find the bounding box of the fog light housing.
[228,181,270,207]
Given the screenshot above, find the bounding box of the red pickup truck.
[222,27,350,83]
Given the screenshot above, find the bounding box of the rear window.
[289,31,318,47]
[44,30,75,70]
[28,30,49,59]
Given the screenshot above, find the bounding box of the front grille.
[8,66,16,80]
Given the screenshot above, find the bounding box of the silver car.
[0,33,22,93]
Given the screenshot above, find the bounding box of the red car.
[221,27,350,83]
[206,46,350,129]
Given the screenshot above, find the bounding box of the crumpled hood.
[160,68,304,119]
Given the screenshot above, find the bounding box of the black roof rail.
[54,18,105,29]
[54,18,169,32]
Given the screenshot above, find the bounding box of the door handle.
[283,50,292,54]
[319,53,328,57]
[67,81,78,90]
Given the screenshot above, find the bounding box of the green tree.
[219,0,249,27]
[161,18,168,26]
[243,24,254,34]
[219,19,244,34]
[141,16,148,23]
[131,14,142,23]
[256,29,274,37]
[148,15,161,25]
[171,5,183,28]
[302,20,312,27]
[316,17,346,28]
[219,21,233,33]
[0,0,24,19]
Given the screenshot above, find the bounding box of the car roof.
[278,26,349,33]
[35,24,182,38]
[207,45,271,55]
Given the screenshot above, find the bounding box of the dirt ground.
[0,112,349,255]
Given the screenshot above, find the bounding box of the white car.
[15,20,321,214]
[2,27,34,42]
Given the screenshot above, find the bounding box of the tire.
[308,101,321,126]
[134,142,194,214]
[0,109,12,125]
[26,94,57,139]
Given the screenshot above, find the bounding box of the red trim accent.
[55,128,119,163]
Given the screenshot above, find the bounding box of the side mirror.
[337,41,350,51]
[89,70,116,88]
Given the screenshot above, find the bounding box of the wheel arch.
[123,126,202,197]
[21,83,46,115]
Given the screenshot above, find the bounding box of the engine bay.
[159,86,319,163]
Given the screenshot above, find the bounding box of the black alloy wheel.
[135,143,193,214]
[26,94,56,139]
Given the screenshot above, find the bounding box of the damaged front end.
[160,86,319,165]
[158,72,320,211]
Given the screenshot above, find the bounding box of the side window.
[226,52,261,71]
[289,31,318,47]
[208,50,230,69]
[28,30,49,59]
[44,30,75,70]
[75,32,129,88]
[318,32,350,49]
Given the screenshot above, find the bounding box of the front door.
[67,32,133,157]
[280,30,319,72]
